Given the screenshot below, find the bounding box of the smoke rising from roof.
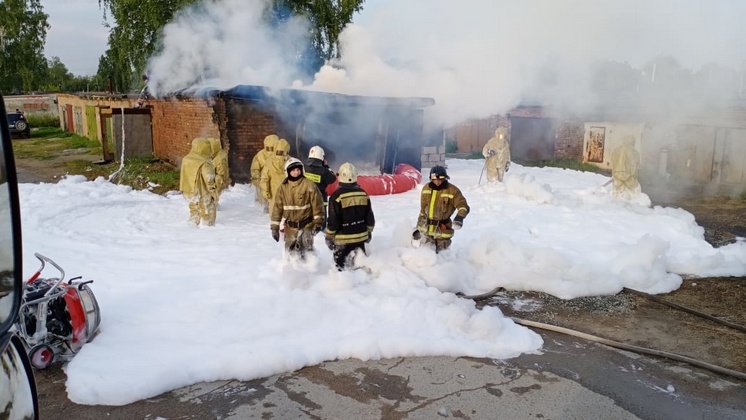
[148,0,746,127]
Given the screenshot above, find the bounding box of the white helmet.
[284,157,304,175]
[338,162,358,183]
[308,145,325,160]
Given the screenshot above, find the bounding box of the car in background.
[8,111,30,138]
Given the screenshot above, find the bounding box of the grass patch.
[66,157,179,195]
[13,132,101,160]
[26,114,61,128]
[514,158,611,175]
[31,127,73,139]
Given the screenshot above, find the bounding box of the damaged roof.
[201,85,435,109]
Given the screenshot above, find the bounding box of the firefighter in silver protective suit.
[482,127,511,182]
[208,137,230,197]
[260,138,291,214]
[413,165,470,253]
[179,137,218,226]
[611,134,641,199]
[270,158,326,259]
[251,134,279,212]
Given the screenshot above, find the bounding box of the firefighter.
[179,138,218,226]
[482,127,511,182]
[305,145,337,228]
[251,134,279,212]
[611,134,641,199]
[325,162,375,270]
[260,138,291,214]
[412,165,470,253]
[270,158,325,259]
[207,137,230,196]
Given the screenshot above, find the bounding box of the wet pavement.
[35,329,746,420]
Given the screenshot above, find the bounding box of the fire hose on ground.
[458,287,746,381]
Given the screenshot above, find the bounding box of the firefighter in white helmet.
[305,145,337,206]
[482,127,511,182]
[325,162,375,270]
[251,134,279,212]
[270,158,325,259]
[305,145,337,229]
[179,138,218,226]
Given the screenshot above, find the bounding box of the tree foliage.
[0,0,49,93]
[96,0,364,93]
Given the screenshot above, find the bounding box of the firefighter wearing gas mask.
[251,134,279,212]
[260,138,291,214]
[413,165,470,253]
[179,137,218,226]
[482,127,511,182]
[207,137,230,197]
[270,158,325,258]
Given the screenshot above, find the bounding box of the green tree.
[0,0,50,93]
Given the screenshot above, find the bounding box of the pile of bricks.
[421,145,446,171]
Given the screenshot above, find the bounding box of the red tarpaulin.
[326,163,422,196]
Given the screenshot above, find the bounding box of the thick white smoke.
[148,0,746,127]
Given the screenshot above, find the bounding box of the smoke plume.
[148,0,746,128]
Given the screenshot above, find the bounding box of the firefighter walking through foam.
[305,145,337,228]
[413,165,469,253]
[482,127,511,182]
[179,138,218,226]
[325,162,375,270]
[270,158,325,259]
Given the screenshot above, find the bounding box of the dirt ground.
[14,148,746,383]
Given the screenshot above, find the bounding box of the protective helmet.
[338,162,358,183]
[308,145,325,160]
[429,165,449,180]
[284,157,304,176]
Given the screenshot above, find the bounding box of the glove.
[505,161,511,172]
[325,235,335,250]
[308,223,322,235]
[271,228,280,242]
[488,150,495,156]
[412,229,422,240]
[366,232,372,244]
[453,215,464,230]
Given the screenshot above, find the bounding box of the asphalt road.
[35,329,746,420]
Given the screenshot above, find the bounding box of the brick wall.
[150,98,220,166]
[555,120,584,160]
[223,98,287,184]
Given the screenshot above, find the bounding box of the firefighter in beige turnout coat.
[414,165,470,253]
[270,158,326,258]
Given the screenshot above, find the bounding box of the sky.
[41,0,108,76]
[18,158,746,406]
[41,1,746,126]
